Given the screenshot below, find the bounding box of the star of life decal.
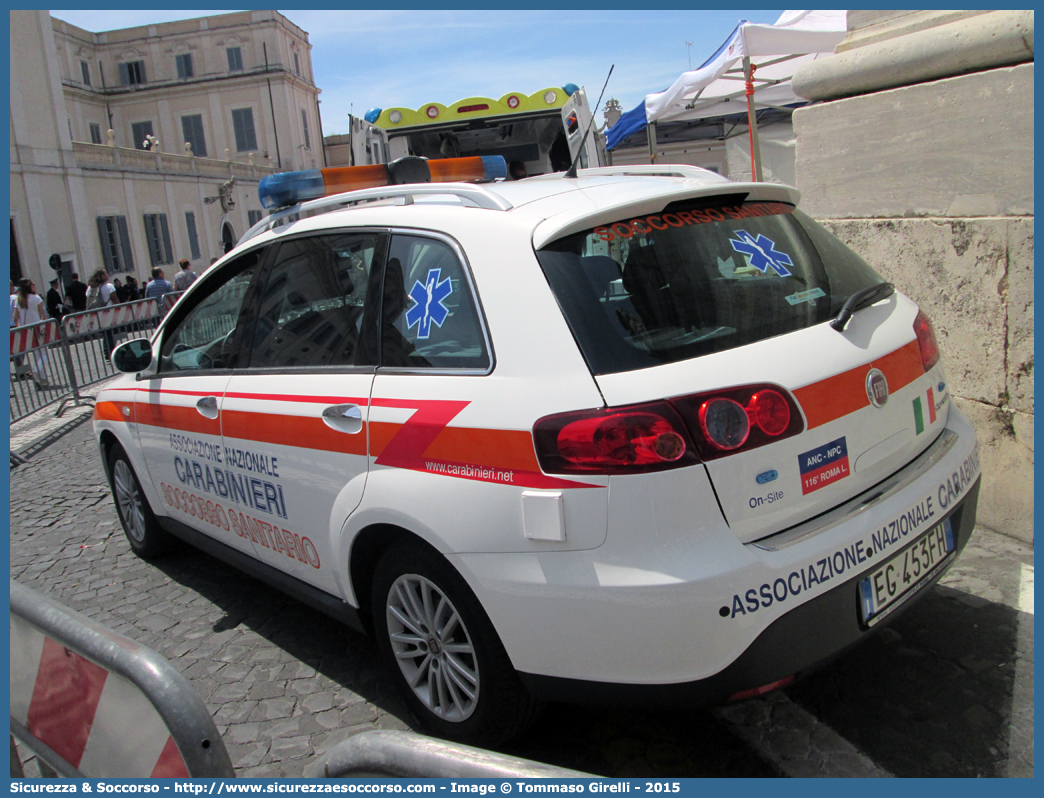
[729,230,794,277]
[405,268,453,339]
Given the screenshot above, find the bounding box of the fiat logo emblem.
[866,368,889,408]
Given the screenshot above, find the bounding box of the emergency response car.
[95,155,980,745]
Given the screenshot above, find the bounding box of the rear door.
[219,230,384,594]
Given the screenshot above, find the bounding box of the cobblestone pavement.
[9,411,1033,778]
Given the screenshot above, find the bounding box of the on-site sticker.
[798,436,850,494]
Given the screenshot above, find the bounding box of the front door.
[136,247,268,558]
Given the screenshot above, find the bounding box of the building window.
[89,123,102,144]
[80,60,91,86]
[181,114,207,157]
[226,46,243,72]
[143,214,174,266]
[118,60,146,85]
[185,212,202,260]
[131,121,154,150]
[247,210,264,227]
[294,52,300,75]
[96,216,135,273]
[176,53,193,79]
[231,108,257,152]
[301,110,310,150]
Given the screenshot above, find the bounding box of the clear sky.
[50,9,784,136]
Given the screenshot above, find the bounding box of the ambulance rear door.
[560,87,603,168]
[349,115,389,165]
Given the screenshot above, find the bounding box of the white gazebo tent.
[606,10,847,180]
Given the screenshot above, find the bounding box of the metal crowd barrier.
[10,580,591,780]
[10,579,234,778]
[306,730,592,778]
[9,292,184,425]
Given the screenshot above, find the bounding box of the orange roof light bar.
[259,156,508,210]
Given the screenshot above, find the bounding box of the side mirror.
[111,338,153,373]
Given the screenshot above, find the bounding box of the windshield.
[536,199,884,375]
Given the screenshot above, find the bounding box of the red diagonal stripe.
[26,637,109,769]
[150,736,190,777]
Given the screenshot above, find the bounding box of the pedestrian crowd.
[9,258,200,388]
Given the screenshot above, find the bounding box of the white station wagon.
[96,156,980,744]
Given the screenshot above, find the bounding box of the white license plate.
[859,518,954,626]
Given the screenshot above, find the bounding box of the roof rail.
[533,164,721,181]
[239,183,513,246]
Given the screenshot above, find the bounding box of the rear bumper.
[454,405,981,690]
[518,477,979,707]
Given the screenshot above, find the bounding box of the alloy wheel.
[386,574,480,722]
[112,459,146,543]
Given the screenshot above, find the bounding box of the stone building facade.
[10,10,320,292]
[791,10,1034,543]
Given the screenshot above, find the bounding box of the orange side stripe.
[222,410,366,456]
[368,421,400,459]
[423,427,541,472]
[874,339,925,392]
[133,402,220,436]
[794,340,924,429]
[369,422,541,472]
[93,401,128,423]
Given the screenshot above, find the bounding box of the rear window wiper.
[830,282,894,331]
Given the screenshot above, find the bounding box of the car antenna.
[564,65,614,180]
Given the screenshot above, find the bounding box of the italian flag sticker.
[913,387,937,434]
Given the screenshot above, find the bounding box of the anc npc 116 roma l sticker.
[798,436,850,495]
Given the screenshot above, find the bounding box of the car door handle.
[322,404,363,434]
[196,396,219,419]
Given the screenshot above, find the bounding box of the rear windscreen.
[536,199,884,375]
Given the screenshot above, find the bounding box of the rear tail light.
[699,398,750,451]
[672,384,804,461]
[534,402,699,475]
[914,310,940,371]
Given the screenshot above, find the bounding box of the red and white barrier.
[10,614,191,777]
[63,299,162,336]
[9,320,59,355]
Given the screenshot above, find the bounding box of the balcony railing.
[72,141,276,181]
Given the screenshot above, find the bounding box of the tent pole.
[647,121,657,163]
[743,57,764,181]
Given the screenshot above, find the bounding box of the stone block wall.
[792,11,1034,543]
[820,218,1033,542]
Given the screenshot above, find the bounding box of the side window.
[381,235,490,370]
[249,233,380,369]
[160,249,264,372]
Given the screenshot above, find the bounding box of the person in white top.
[86,268,117,355]
[11,280,26,376]
[86,268,116,309]
[12,278,49,387]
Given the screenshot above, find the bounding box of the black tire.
[372,541,542,745]
[106,442,173,558]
